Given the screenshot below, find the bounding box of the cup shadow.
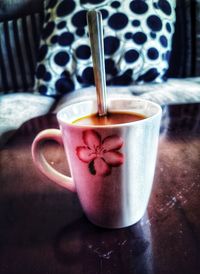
[54,213,153,274]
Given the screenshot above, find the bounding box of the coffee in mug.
[72,111,146,126]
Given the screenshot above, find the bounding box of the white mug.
[32,98,162,228]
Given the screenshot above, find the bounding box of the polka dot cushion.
[35,0,176,97]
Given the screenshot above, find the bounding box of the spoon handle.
[87,10,107,116]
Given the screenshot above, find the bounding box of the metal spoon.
[87,10,107,117]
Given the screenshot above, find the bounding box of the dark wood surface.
[0,103,200,274]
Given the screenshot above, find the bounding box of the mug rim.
[57,97,162,128]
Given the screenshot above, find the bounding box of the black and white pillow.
[35,0,176,97]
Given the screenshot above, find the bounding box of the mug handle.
[31,129,76,192]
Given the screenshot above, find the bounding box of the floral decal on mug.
[76,130,124,176]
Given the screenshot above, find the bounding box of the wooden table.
[0,103,200,274]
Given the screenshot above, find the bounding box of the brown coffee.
[72,111,146,126]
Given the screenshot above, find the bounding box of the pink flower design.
[76,130,124,176]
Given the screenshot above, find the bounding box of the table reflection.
[161,103,200,135]
[54,213,153,274]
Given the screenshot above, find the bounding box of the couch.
[0,0,200,145]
